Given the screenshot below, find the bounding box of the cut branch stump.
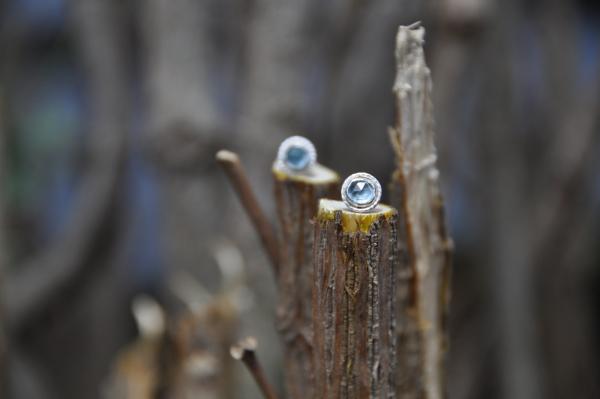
[272,163,339,399]
[313,199,418,398]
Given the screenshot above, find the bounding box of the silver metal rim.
[276,135,317,172]
[341,172,382,213]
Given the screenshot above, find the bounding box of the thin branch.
[216,150,279,273]
[230,337,280,399]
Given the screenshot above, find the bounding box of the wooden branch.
[231,337,280,399]
[388,24,453,399]
[216,150,279,271]
[272,162,339,399]
[313,199,412,397]
[5,0,129,333]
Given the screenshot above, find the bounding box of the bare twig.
[230,337,279,399]
[216,150,279,272]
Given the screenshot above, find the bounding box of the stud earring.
[276,136,317,172]
[341,172,382,213]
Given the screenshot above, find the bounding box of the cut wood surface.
[389,24,453,399]
[313,199,413,398]
[272,163,339,399]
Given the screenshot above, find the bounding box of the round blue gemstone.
[347,180,375,205]
[285,146,310,170]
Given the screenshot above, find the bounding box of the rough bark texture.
[313,199,412,398]
[272,164,339,399]
[389,25,453,399]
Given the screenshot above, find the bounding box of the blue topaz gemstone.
[286,146,310,170]
[347,180,375,205]
[277,136,317,172]
[341,173,382,213]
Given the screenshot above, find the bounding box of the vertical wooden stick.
[272,163,339,399]
[389,24,453,399]
[313,199,411,398]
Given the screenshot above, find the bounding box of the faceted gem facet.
[347,180,375,205]
[285,146,310,170]
[341,172,381,213]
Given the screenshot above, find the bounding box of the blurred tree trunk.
[138,1,235,397]
[237,0,314,206]
[430,1,600,398]
[326,0,415,178]
[139,0,228,287]
[2,0,132,397]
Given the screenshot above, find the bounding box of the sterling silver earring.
[341,172,382,213]
[276,136,317,172]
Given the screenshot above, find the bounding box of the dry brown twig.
[216,150,280,271]
[230,337,280,399]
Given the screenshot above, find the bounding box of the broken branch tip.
[216,149,239,163]
[230,336,258,360]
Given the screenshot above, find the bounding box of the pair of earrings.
[277,136,382,213]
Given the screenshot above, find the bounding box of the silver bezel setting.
[341,172,382,213]
[276,135,317,172]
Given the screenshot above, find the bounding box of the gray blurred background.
[1,0,599,398]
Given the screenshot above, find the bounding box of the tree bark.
[313,199,416,398]
[388,24,453,399]
[272,163,339,399]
